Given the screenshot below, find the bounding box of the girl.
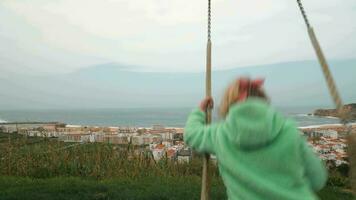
[184,77,327,200]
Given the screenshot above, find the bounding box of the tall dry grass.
[0,133,218,179]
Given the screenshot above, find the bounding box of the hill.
[314,103,356,120]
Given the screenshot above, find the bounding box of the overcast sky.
[1,0,355,74]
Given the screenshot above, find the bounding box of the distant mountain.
[0,59,355,109]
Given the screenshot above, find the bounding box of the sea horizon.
[0,106,341,128]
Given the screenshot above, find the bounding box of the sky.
[1,0,356,74]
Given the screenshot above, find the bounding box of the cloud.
[0,0,355,73]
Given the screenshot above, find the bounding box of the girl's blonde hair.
[219,79,268,118]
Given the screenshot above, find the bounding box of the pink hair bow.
[236,77,265,102]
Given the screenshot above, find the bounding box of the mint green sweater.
[184,98,327,200]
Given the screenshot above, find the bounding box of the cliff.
[314,103,356,120]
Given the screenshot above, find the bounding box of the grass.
[0,176,353,200]
[0,132,216,179]
[317,187,354,200]
[0,176,226,200]
[0,132,354,200]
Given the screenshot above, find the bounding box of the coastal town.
[0,121,354,167]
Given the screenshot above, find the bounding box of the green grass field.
[0,176,353,200]
[0,133,354,200]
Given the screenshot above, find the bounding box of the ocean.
[0,106,341,128]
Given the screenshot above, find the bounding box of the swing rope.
[201,0,212,199]
[296,0,355,193]
[296,0,343,114]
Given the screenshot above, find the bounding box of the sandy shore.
[299,123,356,132]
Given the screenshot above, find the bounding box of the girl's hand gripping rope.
[200,97,214,112]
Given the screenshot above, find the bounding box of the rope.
[307,28,344,116]
[296,0,311,29]
[297,0,343,113]
[201,1,212,200]
[296,0,355,193]
[207,0,211,42]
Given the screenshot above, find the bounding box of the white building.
[177,148,191,163]
[131,135,144,145]
[80,134,95,143]
[309,130,338,139]
[320,130,338,139]
[152,148,165,160]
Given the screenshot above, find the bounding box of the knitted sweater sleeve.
[301,138,328,191]
[184,108,221,155]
